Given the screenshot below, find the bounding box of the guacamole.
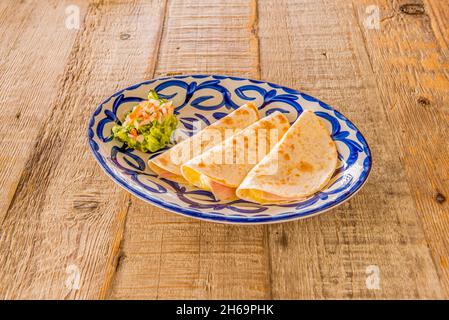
[112,90,178,153]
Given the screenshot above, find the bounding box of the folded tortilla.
[148,103,259,182]
[236,110,338,204]
[181,112,290,200]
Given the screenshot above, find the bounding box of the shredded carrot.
[141,111,150,120]
[129,105,142,120]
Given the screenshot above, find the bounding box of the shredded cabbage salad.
[112,90,178,152]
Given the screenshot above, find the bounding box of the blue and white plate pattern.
[88,75,372,224]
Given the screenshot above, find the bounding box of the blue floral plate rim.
[87,74,372,224]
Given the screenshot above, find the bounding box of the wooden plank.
[354,0,449,295]
[154,0,260,77]
[0,0,166,299]
[425,0,449,50]
[2,0,446,300]
[0,0,86,222]
[258,0,445,298]
[108,0,271,299]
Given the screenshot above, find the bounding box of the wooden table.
[0,0,448,300]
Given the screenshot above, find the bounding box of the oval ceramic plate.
[88,75,372,224]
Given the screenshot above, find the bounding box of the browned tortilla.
[148,103,259,181]
[236,110,338,204]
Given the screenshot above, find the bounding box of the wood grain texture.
[0,0,85,223]
[0,0,447,299]
[0,0,166,299]
[258,0,446,298]
[353,0,449,294]
[108,0,271,300]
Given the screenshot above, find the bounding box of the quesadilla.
[181,112,290,200]
[148,103,259,182]
[236,110,338,204]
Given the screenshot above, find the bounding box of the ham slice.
[158,170,179,180]
[149,161,187,183]
[158,171,187,183]
[207,178,237,201]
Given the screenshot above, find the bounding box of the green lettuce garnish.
[148,89,164,101]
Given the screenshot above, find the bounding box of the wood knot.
[115,252,126,272]
[417,96,430,106]
[165,71,182,76]
[279,230,288,248]
[119,33,131,40]
[399,3,425,15]
[435,193,446,204]
[73,200,99,211]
